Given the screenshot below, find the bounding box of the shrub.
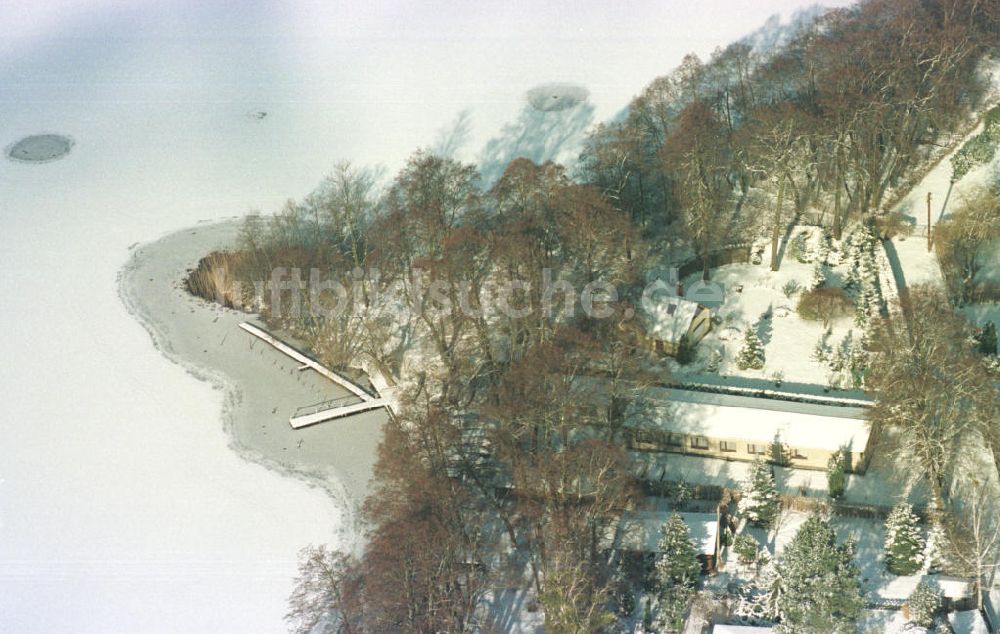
[616,583,636,617]
[669,478,692,506]
[797,287,854,327]
[675,334,696,365]
[706,348,723,373]
[734,533,760,564]
[976,322,998,355]
[782,279,803,298]
[874,211,914,240]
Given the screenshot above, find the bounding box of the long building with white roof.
[626,387,872,473]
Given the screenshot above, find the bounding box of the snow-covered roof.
[631,387,870,453]
[612,511,717,555]
[643,295,702,344]
[712,626,775,634]
[949,609,989,634]
[937,576,975,598]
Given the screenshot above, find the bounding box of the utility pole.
[927,192,933,252]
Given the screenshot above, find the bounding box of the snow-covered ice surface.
[0,1,854,631]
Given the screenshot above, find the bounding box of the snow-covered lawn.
[765,510,965,604]
[669,226,884,390]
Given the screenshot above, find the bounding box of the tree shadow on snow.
[432,108,473,160]
[478,100,595,186]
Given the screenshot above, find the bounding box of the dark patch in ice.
[526,83,589,112]
[6,134,74,163]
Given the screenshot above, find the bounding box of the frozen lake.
[0,1,850,631]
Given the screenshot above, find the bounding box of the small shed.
[937,576,978,612]
[642,294,712,356]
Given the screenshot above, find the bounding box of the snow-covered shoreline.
[0,2,858,630]
[118,219,387,548]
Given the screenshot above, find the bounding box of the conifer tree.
[655,513,702,588]
[737,325,765,370]
[734,557,779,625]
[654,585,693,633]
[906,580,941,628]
[811,261,827,290]
[924,513,948,574]
[884,502,925,575]
[741,458,779,529]
[826,448,847,499]
[773,516,863,633]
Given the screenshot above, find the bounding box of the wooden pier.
[239,322,391,428]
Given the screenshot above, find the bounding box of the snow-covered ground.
[0,1,859,632]
[634,451,929,507]
[892,59,1000,230]
[674,227,866,388]
[884,59,1000,298]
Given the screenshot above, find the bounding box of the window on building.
[748,443,766,455]
[667,433,683,447]
[690,436,709,450]
[720,440,736,452]
[792,449,807,460]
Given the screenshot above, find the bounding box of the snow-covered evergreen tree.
[884,502,925,575]
[843,225,884,327]
[741,458,779,529]
[811,261,827,289]
[706,348,723,373]
[655,513,702,588]
[924,515,948,574]
[906,580,941,628]
[734,557,779,625]
[826,448,847,499]
[847,333,870,389]
[733,532,760,564]
[813,329,833,364]
[737,325,766,370]
[816,234,830,265]
[653,584,693,633]
[827,330,869,389]
[773,516,863,633]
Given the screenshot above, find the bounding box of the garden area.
[667,224,894,392]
